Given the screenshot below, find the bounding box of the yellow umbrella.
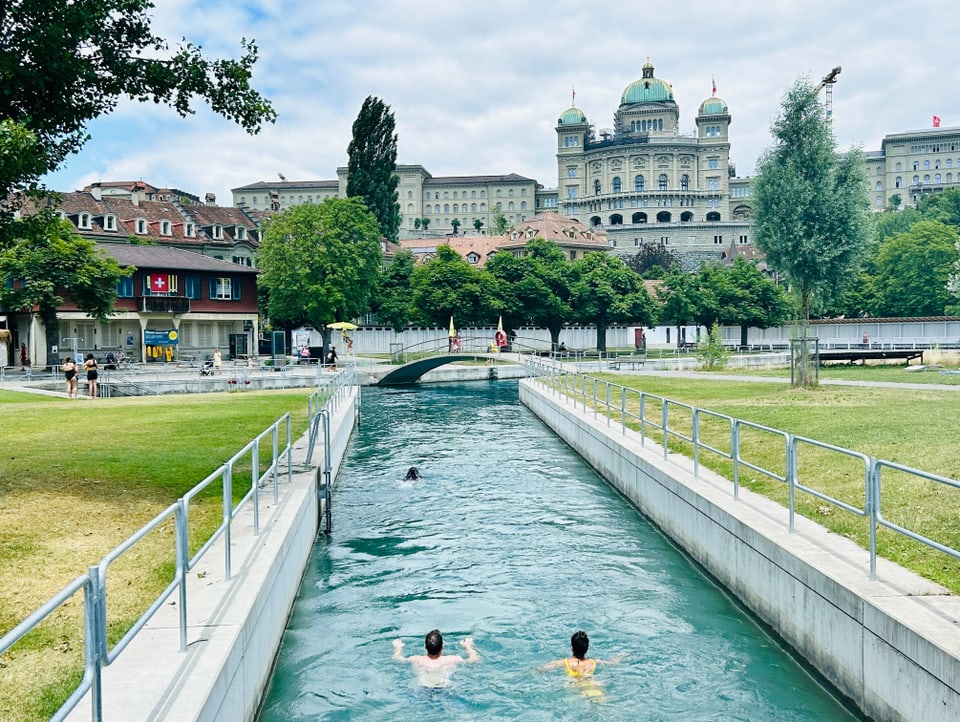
[449,316,457,337]
[327,321,358,330]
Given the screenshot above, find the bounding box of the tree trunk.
[41,306,60,371]
[548,325,562,349]
[596,323,607,352]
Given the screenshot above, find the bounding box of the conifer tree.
[347,96,401,242]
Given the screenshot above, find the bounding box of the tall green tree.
[917,187,960,230]
[623,244,680,279]
[752,78,870,385]
[872,220,958,317]
[484,238,573,347]
[656,265,697,348]
[473,218,484,233]
[492,206,508,235]
[371,249,416,332]
[346,96,400,242]
[0,0,275,201]
[0,211,129,361]
[409,245,492,328]
[257,198,383,351]
[710,258,793,346]
[569,252,657,352]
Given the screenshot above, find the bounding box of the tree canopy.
[752,78,871,325]
[408,245,493,328]
[0,0,275,200]
[257,198,383,337]
[371,248,416,332]
[872,220,958,317]
[346,96,401,242]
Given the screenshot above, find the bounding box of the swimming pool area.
[259,380,860,721]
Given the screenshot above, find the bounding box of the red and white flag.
[150,274,168,292]
[933,115,941,127]
[711,76,717,96]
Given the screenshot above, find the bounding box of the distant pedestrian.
[325,345,338,370]
[63,357,78,398]
[83,353,99,398]
[19,342,27,367]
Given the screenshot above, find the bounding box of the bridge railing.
[524,356,960,583]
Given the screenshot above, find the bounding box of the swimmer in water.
[393,629,479,687]
[403,466,420,481]
[541,630,622,700]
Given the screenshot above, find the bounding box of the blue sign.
[144,329,179,346]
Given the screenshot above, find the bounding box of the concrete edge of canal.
[519,378,960,722]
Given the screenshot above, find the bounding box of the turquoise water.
[259,381,860,721]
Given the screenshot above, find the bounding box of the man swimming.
[392,629,479,687]
[403,466,420,481]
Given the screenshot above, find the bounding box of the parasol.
[327,321,358,330]
[448,316,457,337]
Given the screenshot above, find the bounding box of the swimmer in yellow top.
[541,630,623,700]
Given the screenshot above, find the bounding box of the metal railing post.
[787,434,796,533]
[693,409,700,479]
[252,441,260,536]
[732,420,741,500]
[868,457,879,580]
[223,465,233,580]
[175,501,188,652]
[661,399,669,460]
[86,565,103,722]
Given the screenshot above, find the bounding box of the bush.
[696,323,728,371]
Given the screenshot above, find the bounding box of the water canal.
[259,380,859,721]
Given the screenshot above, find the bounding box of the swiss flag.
[933,115,941,128]
[150,275,168,292]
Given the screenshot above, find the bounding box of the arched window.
[895,176,902,188]
[935,174,942,184]
[895,162,902,171]
[680,174,689,191]
[594,179,601,195]
[407,190,413,199]
[453,204,459,213]
[590,215,602,227]
[508,201,515,211]
[444,204,450,213]
[609,214,623,225]
[521,201,527,210]
[656,211,671,223]
[613,177,622,193]
[635,175,645,192]
[706,211,721,221]
[913,175,920,185]
[680,211,693,222]
[632,212,647,224]
[471,203,477,212]
[924,160,930,169]
[876,181,882,191]
[658,174,668,191]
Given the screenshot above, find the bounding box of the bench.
[608,355,647,370]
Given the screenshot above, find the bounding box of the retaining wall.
[520,379,960,722]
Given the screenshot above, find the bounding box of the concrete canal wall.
[520,379,960,722]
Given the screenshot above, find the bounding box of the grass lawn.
[580,373,960,595]
[0,389,310,722]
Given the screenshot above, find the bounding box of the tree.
[918,187,960,230]
[409,245,492,327]
[371,249,416,332]
[473,218,484,233]
[421,217,431,231]
[569,252,657,352]
[717,258,792,346]
[451,218,461,235]
[346,96,400,242]
[0,0,275,201]
[0,211,129,362]
[873,220,958,317]
[623,244,680,279]
[752,78,870,385]
[414,218,421,231]
[656,265,698,348]
[484,239,573,348]
[492,205,508,235]
[257,198,383,352]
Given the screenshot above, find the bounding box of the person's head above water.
[571,630,590,660]
[425,629,443,656]
[404,466,420,481]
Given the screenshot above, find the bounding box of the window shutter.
[232,278,242,300]
[209,277,216,298]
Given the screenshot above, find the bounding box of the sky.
[42,0,960,206]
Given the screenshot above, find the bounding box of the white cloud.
[42,0,960,202]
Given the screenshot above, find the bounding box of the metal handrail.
[0,369,354,721]
[523,356,960,583]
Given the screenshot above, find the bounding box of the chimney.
[205,192,216,206]
[90,182,102,201]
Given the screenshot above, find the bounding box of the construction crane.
[816,66,842,123]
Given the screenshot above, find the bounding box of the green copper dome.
[699,97,728,115]
[621,59,674,104]
[559,106,587,125]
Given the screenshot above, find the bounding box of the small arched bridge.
[377,352,526,385]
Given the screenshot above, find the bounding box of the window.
[708,179,719,191]
[252,196,258,205]
[567,168,577,178]
[613,177,622,193]
[635,175,645,192]
[594,179,601,195]
[895,162,902,171]
[714,235,723,244]
[116,276,134,298]
[876,195,883,206]
[708,159,719,170]
[79,212,91,229]
[680,175,689,191]
[160,220,171,236]
[567,187,578,199]
[185,275,202,299]
[444,204,450,213]
[521,188,527,196]
[521,201,527,210]
[210,276,241,300]
[136,218,147,234]
[453,204,459,213]
[508,189,514,197]
[658,174,667,191]
[185,223,195,237]
[935,174,942,183]
[508,202,515,211]
[237,226,246,240]
[913,175,920,185]
[739,235,748,244]
[104,214,116,231]
[924,160,930,169]
[212,225,223,239]
[564,136,579,147]
[895,176,902,188]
